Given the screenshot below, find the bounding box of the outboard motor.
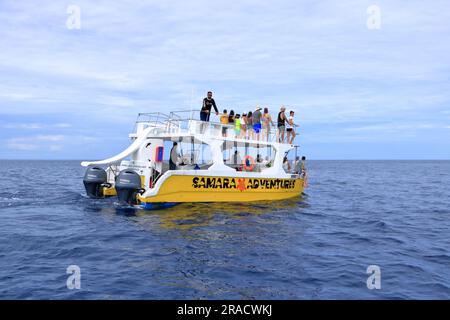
[115,170,144,205]
[83,167,110,198]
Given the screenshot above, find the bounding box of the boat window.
[222,141,275,172]
[282,150,300,174]
[163,139,212,171]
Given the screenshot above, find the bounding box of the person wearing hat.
[277,106,287,143]
[252,106,262,141]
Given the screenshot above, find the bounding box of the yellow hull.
[139,175,304,203]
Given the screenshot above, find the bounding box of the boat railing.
[133,110,288,144]
[133,112,184,135]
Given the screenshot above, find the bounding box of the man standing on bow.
[200,91,219,122]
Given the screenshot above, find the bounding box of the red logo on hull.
[237,178,246,192]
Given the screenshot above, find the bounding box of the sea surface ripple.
[0,160,449,299]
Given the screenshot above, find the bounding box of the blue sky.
[0,0,449,160]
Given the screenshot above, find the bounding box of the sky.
[0,0,449,160]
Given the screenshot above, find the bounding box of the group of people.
[171,139,306,177]
[229,150,272,170]
[200,91,297,144]
[283,156,307,175]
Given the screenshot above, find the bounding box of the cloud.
[2,123,72,130]
[0,0,449,159]
[6,140,38,151]
[35,135,65,142]
[6,135,64,152]
[2,123,43,130]
[0,92,35,101]
[4,134,95,153]
[54,123,72,128]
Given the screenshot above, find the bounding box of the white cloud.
[35,135,65,142]
[0,92,35,101]
[4,134,93,152]
[6,141,38,151]
[0,0,449,158]
[2,123,73,130]
[2,123,43,130]
[48,144,63,151]
[54,123,72,128]
[6,135,64,152]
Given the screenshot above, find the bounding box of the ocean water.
[0,160,449,299]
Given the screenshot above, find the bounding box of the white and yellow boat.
[81,110,306,210]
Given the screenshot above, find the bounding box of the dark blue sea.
[0,160,449,299]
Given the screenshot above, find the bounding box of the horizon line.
[1,158,450,161]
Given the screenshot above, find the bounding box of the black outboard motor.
[115,170,144,206]
[83,167,110,198]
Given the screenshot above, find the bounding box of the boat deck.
[131,110,293,146]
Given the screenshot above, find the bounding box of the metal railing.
[133,110,295,144]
